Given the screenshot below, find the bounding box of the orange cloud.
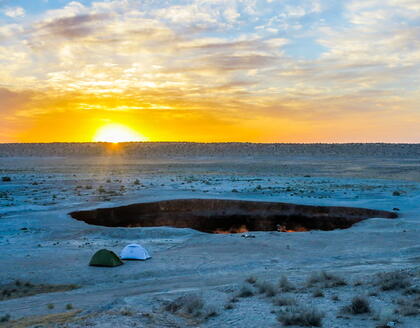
[1,0,419,142]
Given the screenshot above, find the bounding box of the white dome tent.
[120,244,151,260]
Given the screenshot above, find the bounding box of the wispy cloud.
[0,0,419,142]
[37,13,111,39]
[2,6,25,18]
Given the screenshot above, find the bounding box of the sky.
[0,0,419,143]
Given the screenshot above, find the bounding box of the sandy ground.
[0,155,419,327]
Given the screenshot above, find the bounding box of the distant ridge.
[0,142,419,158]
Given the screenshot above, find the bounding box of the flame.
[285,227,308,232]
[277,225,308,232]
[213,224,308,234]
[213,225,249,234]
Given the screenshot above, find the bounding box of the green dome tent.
[89,249,123,267]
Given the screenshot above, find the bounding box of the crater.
[69,199,397,233]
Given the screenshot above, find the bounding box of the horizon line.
[1,142,420,145]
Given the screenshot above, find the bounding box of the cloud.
[0,0,419,141]
[202,54,278,71]
[0,88,32,116]
[3,6,25,18]
[37,13,111,39]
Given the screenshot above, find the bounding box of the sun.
[93,123,148,143]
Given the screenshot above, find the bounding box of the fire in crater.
[69,199,398,234]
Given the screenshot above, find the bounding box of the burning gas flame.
[277,225,308,232]
[213,225,249,234]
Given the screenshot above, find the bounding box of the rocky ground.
[0,151,419,327]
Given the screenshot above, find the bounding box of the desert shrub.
[120,307,134,317]
[203,306,218,319]
[225,296,239,310]
[375,272,411,291]
[165,294,204,316]
[312,288,324,298]
[395,296,420,316]
[403,285,420,295]
[237,285,254,298]
[120,307,134,316]
[306,271,347,288]
[374,307,398,326]
[1,281,78,301]
[341,296,371,315]
[184,296,204,315]
[1,290,11,298]
[331,295,340,301]
[164,294,218,321]
[224,303,234,310]
[0,314,10,322]
[165,298,182,313]
[245,276,257,284]
[279,275,295,292]
[277,305,324,327]
[273,296,297,306]
[228,296,239,303]
[353,280,364,286]
[256,281,277,297]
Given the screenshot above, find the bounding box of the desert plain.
[0,143,419,327]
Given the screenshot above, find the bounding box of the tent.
[89,249,123,267]
[120,244,151,260]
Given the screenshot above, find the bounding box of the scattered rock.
[241,233,256,238]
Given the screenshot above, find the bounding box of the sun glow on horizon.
[93,123,148,143]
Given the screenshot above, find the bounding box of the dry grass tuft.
[395,295,420,316]
[120,307,134,316]
[256,281,277,297]
[224,303,234,310]
[229,296,239,303]
[165,294,204,317]
[312,288,324,298]
[306,271,347,288]
[237,285,254,298]
[273,296,297,307]
[375,271,411,291]
[164,294,218,321]
[279,275,296,292]
[0,311,81,328]
[245,276,257,284]
[341,296,371,315]
[403,285,420,295]
[0,281,79,301]
[0,314,11,323]
[203,306,218,319]
[277,305,324,327]
[331,294,340,301]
